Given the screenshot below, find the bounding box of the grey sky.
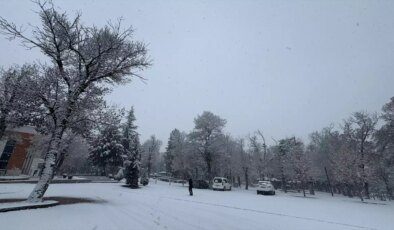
[0,0,393,146]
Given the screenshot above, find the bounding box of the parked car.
[173,179,187,184]
[257,180,275,195]
[194,179,210,189]
[212,177,232,191]
[157,176,170,182]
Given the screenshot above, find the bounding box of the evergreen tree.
[164,129,181,175]
[89,124,125,176]
[122,107,141,188]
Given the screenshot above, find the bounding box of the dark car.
[194,179,210,189]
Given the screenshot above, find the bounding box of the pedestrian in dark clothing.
[188,178,193,196]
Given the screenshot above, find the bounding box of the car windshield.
[259,181,270,185]
[214,178,222,183]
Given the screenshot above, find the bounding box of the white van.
[256,180,275,195]
[212,177,232,191]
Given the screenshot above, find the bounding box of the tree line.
[87,100,393,202]
[159,104,394,201]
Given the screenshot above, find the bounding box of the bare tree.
[141,135,162,177]
[349,112,378,199]
[307,126,341,195]
[239,139,251,190]
[290,138,311,197]
[172,134,193,180]
[0,1,150,202]
[374,97,394,199]
[273,138,294,193]
[248,130,268,181]
[189,111,226,181]
[58,135,91,175]
[329,116,377,201]
[249,134,263,181]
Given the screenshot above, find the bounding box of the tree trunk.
[383,178,393,200]
[206,160,212,182]
[309,181,315,195]
[342,184,347,196]
[345,184,353,197]
[281,170,287,193]
[27,142,59,202]
[147,154,152,177]
[101,164,107,176]
[358,186,364,202]
[195,167,198,179]
[244,168,249,190]
[324,167,334,196]
[364,182,370,199]
[27,129,64,202]
[237,176,241,188]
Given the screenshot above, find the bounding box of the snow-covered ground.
[0,181,393,230]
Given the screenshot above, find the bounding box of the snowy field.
[0,181,393,230]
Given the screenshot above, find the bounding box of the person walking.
[188,178,193,196]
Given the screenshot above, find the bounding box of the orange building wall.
[6,132,34,171]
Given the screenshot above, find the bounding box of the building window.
[0,139,17,170]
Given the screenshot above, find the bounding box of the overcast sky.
[0,0,393,147]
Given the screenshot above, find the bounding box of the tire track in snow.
[102,194,171,230]
[161,196,377,230]
[151,196,209,230]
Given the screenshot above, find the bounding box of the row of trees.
[88,106,162,187]
[159,103,393,201]
[53,98,393,202]
[89,107,141,188]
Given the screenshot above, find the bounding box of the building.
[0,126,43,176]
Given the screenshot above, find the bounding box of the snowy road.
[0,181,393,230]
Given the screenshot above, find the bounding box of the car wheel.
[229,186,232,191]
[257,191,260,195]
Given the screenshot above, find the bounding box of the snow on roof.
[7,126,37,135]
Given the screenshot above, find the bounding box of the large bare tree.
[189,111,226,181]
[349,112,378,199]
[0,1,150,202]
[141,135,162,178]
